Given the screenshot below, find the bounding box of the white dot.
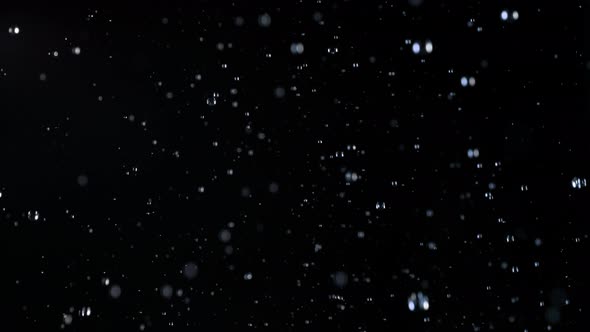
[425,41,433,54]
[469,77,476,86]
[501,10,509,21]
[412,42,421,54]
[72,47,81,55]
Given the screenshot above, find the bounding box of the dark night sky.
[0,1,588,331]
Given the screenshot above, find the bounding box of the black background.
[0,1,588,331]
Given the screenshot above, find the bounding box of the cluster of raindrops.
[8,26,20,35]
[27,210,40,221]
[206,92,220,106]
[408,40,434,55]
[344,171,359,183]
[500,9,520,22]
[460,76,476,87]
[571,177,587,189]
[467,148,480,159]
[290,42,304,55]
[407,292,430,311]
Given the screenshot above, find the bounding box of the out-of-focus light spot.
[258,13,271,27]
[571,177,587,189]
[461,76,468,87]
[290,42,304,55]
[412,42,421,54]
[425,41,433,54]
[512,11,520,20]
[501,10,509,21]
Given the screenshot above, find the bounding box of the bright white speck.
[469,77,476,86]
[501,10,509,21]
[290,42,304,55]
[425,41,433,54]
[8,26,20,35]
[244,272,253,280]
[72,47,81,55]
[412,42,421,54]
